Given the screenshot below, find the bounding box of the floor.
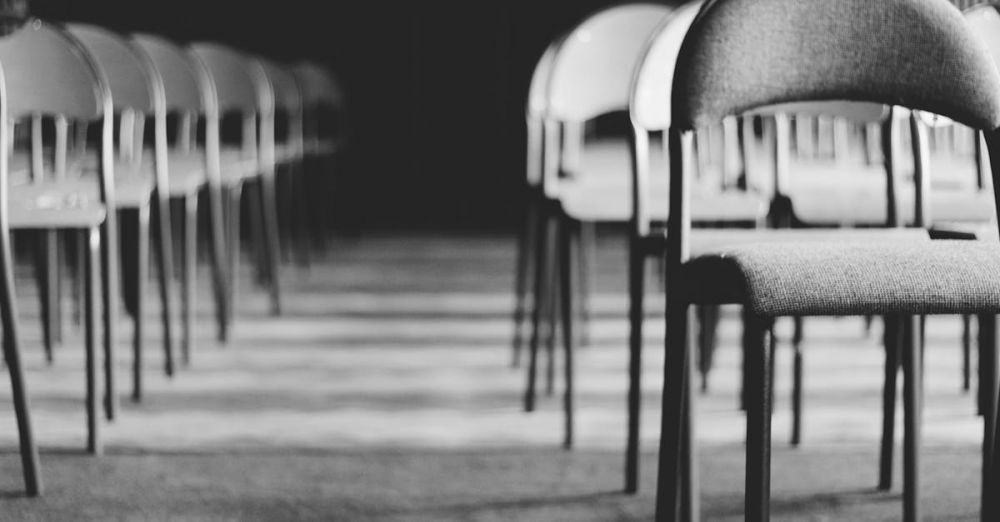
[0,233,986,520]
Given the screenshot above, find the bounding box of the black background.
[30,0,670,231]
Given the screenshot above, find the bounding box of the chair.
[511,39,558,370]
[257,58,309,266]
[65,23,177,403]
[293,61,344,249]
[190,43,282,323]
[0,17,124,466]
[652,0,1000,520]
[130,33,227,358]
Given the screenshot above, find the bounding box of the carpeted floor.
[0,233,988,520]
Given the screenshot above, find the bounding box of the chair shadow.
[381,489,625,519]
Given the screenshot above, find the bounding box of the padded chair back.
[260,59,300,115]
[547,3,672,123]
[131,33,203,113]
[527,42,558,118]
[671,0,1000,132]
[65,24,156,114]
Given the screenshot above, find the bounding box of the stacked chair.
[0,15,341,497]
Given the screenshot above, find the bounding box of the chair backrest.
[131,33,203,113]
[189,42,261,114]
[547,3,673,123]
[65,23,156,114]
[0,19,106,120]
[671,0,1000,132]
[527,41,559,118]
[630,2,700,131]
[293,62,342,108]
[966,3,1000,70]
[259,58,301,115]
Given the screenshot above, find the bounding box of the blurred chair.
[130,33,226,361]
[257,58,309,267]
[510,40,558,371]
[65,23,177,403]
[293,62,344,247]
[0,18,122,462]
[653,0,1000,520]
[190,42,282,330]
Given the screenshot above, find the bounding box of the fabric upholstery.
[672,0,1000,131]
[684,239,1000,317]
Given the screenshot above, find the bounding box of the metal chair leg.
[182,194,198,365]
[33,230,55,364]
[558,217,575,450]
[131,205,150,402]
[85,227,101,454]
[654,301,691,521]
[153,194,176,378]
[979,314,998,519]
[207,184,230,344]
[746,315,774,522]
[879,315,901,491]
[902,315,923,522]
[0,224,41,495]
[511,195,537,368]
[791,316,804,447]
[260,171,283,316]
[226,184,243,330]
[545,217,561,397]
[524,208,552,413]
[576,220,594,347]
[625,234,645,494]
[963,314,973,393]
[100,211,120,421]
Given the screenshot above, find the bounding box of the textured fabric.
[684,240,1000,317]
[673,0,1000,131]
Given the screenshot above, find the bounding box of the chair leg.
[259,172,283,316]
[524,208,552,413]
[697,305,720,394]
[987,316,1000,521]
[182,195,198,365]
[0,225,41,495]
[101,214,120,421]
[746,315,773,522]
[131,205,149,403]
[207,184,230,344]
[511,196,537,368]
[153,195,175,378]
[576,220,594,347]
[979,314,997,519]
[963,314,973,393]
[558,217,575,450]
[226,184,243,330]
[32,231,55,364]
[544,217,560,398]
[654,302,691,521]
[625,234,645,494]
[879,315,901,492]
[85,227,101,454]
[791,316,804,447]
[902,315,923,522]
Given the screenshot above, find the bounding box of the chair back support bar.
[672,0,1000,132]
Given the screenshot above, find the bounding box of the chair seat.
[789,182,995,225]
[559,176,766,223]
[8,183,106,229]
[275,143,300,164]
[219,148,259,184]
[683,239,1000,317]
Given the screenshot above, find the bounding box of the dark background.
[29,0,668,232]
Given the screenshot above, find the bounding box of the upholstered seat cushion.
[684,238,1000,317]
